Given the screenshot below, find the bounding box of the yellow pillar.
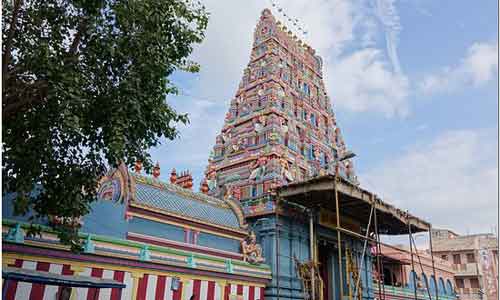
[131,272,144,300]
[2,257,16,291]
[69,266,87,300]
[217,280,227,300]
[180,277,192,300]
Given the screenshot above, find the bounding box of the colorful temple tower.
[204,8,357,217]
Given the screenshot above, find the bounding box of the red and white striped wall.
[5,259,134,300]
[224,283,265,300]
[5,259,266,300]
[6,259,74,300]
[135,276,265,300]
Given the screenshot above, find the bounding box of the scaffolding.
[276,174,438,300]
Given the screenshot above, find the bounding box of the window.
[455,278,464,289]
[441,255,448,261]
[470,278,480,289]
[453,254,461,264]
[310,114,316,126]
[303,82,310,96]
[466,253,475,263]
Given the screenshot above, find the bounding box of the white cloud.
[328,48,410,117]
[361,129,498,234]
[375,0,403,74]
[419,41,498,94]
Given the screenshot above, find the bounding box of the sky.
[149,0,498,237]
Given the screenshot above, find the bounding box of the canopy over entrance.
[277,175,430,235]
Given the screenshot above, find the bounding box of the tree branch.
[3,80,48,119]
[69,19,88,55]
[2,0,23,87]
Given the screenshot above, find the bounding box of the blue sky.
[150,0,498,236]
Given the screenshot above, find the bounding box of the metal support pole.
[276,198,281,300]
[428,226,439,300]
[408,219,418,300]
[374,206,383,300]
[335,176,345,300]
[410,234,433,300]
[310,208,316,300]
[354,204,374,299]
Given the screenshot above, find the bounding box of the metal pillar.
[408,218,418,300]
[334,176,345,300]
[310,208,316,300]
[428,226,439,300]
[276,198,281,300]
[354,204,374,299]
[410,234,433,300]
[373,206,383,300]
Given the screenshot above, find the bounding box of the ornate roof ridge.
[131,172,248,229]
[132,173,229,208]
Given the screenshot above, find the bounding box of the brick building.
[431,229,498,300]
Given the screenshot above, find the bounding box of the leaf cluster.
[2,0,209,251]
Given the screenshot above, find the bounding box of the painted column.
[131,272,144,300]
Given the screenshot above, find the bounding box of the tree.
[2,0,209,251]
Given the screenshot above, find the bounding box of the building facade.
[3,163,271,300]
[431,229,498,300]
[372,244,456,300]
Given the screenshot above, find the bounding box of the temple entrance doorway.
[318,243,332,300]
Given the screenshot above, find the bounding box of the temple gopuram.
[204,8,357,216]
[2,163,271,299]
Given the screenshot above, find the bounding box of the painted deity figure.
[241,231,264,264]
[221,131,231,144]
[280,157,294,182]
[254,115,267,133]
[249,156,268,181]
[206,166,217,191]
[232,138,245,152]
[279,117,288,134]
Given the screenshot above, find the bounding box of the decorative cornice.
[127,232,243,261]
[2,220,270,272]
[3,243,271,283]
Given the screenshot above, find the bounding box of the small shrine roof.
[133,175,243,230]
[97,164,247,232]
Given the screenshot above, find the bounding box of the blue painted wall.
[128,216,185,241]
[250,214,374,300]
[3,195,242,255]
[198,232,240,252]
[82,199,128,238]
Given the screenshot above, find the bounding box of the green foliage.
[2,0,209,251]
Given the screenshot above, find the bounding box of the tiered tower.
[203,9,357,217]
